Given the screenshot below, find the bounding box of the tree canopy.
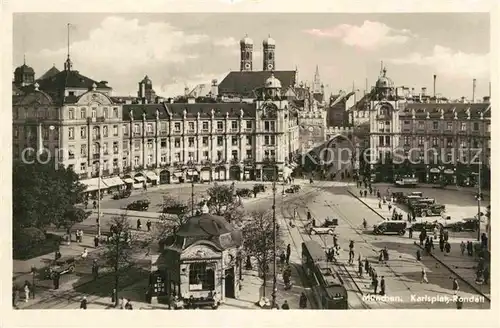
[206,184,244,223]
[13,160,87,231]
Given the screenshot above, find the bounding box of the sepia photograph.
[8,7,493,319]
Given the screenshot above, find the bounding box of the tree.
[241,210,284,299]
[13,159,86,231]
[58,208,92,232]
[206,184,244,223]
[102,215,135,307]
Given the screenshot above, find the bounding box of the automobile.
[373,220,407,235]
[310,217,338,235]
[446,218,479,232]
[391,192,405,203]
[413,203,445,217]
[405,195,423,205]
[43,256,76,280]
[253,184,266,193]
[112,189,132,200]
[291,185,301,192]
[285,185,301,193]
[410,221,440,232]
[127,199,150,211]
[394,177,418,187]
[236,188,253,198]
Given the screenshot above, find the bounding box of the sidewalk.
[414,241,491,300]
[347,186,491,300]
[373,182,490,199]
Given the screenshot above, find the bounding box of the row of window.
[377,152,487,164]
[377,136,489,148]
[125,120,275,134]
[67,107,120,120]
[400,120,489,131]
[68,125,120,140]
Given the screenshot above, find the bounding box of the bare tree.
[241,209,284,298]
[206,184,244,223]
[102,215,135,307]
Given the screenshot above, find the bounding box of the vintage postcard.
[2,0,498,327]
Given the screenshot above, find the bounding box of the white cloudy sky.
[13,13,490,100]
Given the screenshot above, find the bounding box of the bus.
[301,240,348,309]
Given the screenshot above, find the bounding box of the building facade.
[364,67,491,186]
[13,59,300,186]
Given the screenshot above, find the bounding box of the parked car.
[413,203,445,217]
[253,184,266,193]
[285,185,301,193]
[236,188,253,198]
[410,221,440,232]
[373,220,407,235]
[446,218,479,232]
[112,189,131,200]
[43,256,76,280]
[309,217,338,235]
[127,200,150,211]
[391,192,405,203]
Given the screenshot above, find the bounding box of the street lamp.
[95,141,102,237]
[188,161,195,216]
[271,168,278,308]
[476,161,482,241]
[30,266,36,299]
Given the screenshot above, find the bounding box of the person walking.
[358,260,364,277]
[444,241,451,254]
[92,259,99,281]
[452,278,459,295]
[137,219,142,230]
[408,226,413,239]
[285,244,291,264]
[94,235,99,248]
[299,292,307,309]
[23,283,30,302]
[460,241,466,255]
[281,300,290,309]
[363,190,367,197]
[80,296,88,309]
[420,268,428,283]
[372,276,379,295]
[439,238,445,252]
[146,219,152,232]
[380,276,386,295]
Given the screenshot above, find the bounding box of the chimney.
[433,75,436,98]
[472,79,477,103]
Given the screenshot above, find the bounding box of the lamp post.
[30,266,36,299]
[188,162,195,216]
[95,142,102,237]
[271,169,277,308]
[476,162,482,241]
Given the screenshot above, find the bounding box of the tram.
[301,240,348,309]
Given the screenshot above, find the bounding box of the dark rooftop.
[219,70,296,98]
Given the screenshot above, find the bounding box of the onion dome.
[15,63,35,74]
[265,73,282,89]
[375,67,394,89]
[240,34,253,46]
[263,35,275,46]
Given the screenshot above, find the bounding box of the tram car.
[301,240,348,309]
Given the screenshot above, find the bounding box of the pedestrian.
[299,292,307,309]
[125,299,133,310]
[483,267,489,285]
[372,276,378,295]
[452,278,459,295]
[55,249,62,261]
[433,227,438,240]
[377,191,381,199]
[360,190,363,197]
[119,296,125,309]
[92,259,99,280]
[388,204,392,212]
[364,258,369,273]
[420,268,428,283]
[281,300,290,309]
[74,230,79,243]
[467,241,473,256]
[408,226,413,239]
[146,219,152,232]
[94,235,99,248]
[80,296,87,309]
[481,233,488,249]
[358,261,363,277]
[286,244,291,264]
[53,272,60,289]
[312,218,316,227]
[445,242,451,254]
[443,230,449,242]
[460,241,466,255]
[380,276,386,295]
[378,201,382,209]
[363,190,367,197]
[416,249,421,261]
[439,238,444,252]
[24,283,30,302]
[93,200,97,209]
[137,219,142,230]
[456,295,463,309]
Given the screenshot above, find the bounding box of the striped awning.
[134,176,146,182]
[80,178,108,192]
[102,177,125,187]
[123,178,134,184]
[146,171,159,180]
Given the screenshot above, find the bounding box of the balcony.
[216,129,224,133]
[201,159,212,166]
[216,158,226,165]
[92,154,100,160]
[244,128,253,133]
[230,158,240,165]
[201,129,209,133]
[243,158,254,165]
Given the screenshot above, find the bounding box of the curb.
[346,189,386,220]
[413,242,490,302]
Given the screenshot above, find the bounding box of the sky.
[13,13,490,102]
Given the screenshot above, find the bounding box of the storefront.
[80,177,109,198]
[159,170,171,184]
[152,205,242,306]
[428,167,441,184]
[101,176,126,194]
[214,166,226,181]
[146,171,159,186]
[262,165,279,181]
[442,168,456,185]
[229,166,241,181]
[133,173,146,189]
[172,170,184,183]
[243,165,255,181]
[200,167,212,183]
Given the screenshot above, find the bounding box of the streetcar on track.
[301,240,348,309]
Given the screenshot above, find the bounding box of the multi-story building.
[12,56,300,190]
[364,67,491,186]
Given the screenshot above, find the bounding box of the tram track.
[276,181,370,309]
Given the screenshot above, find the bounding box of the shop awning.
[123,178,134,184]
[146,171,159,180]
[80,178,108,192]
[102,177,125,187]
[134,176,146,182]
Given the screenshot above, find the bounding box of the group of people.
[135,218,153,232]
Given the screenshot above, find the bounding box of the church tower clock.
[240,35,253,71]
[263,35,276,71]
